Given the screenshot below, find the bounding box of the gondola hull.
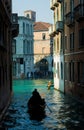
[28,105,46,121]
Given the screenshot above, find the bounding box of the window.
[23,22,25,34]
[23,40,25,54]
[70,0,74,12]
[69,62,71,81]
[57,38,59,52]
[29,41,31,54]
[69,62,74,82]
[26,24,28,34]
[31,41,33,53]
[26,14,29,18]
[57,8,59,21]
[20,58,23,64]
[28,24,29,35]
[30,25,32,35]
[65,62,68,80]
[42,33,46,40]
[61,62,63,79]
[57,62,59,78]
[79,29,84,47]
[78,62,84,83]
[61,3,63,21]
[12,39,16,54]
[65,35,67,50]
[27,41,30,54]
[70,33,74,50]
[71,62,74,82]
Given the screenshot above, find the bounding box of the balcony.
[49,24,58,37]
[12,13,18,24]
[56,21,63,32]
[12,14,19,38]
[74,4,84,22]
[65,12,75,27]
[50,0,59,10]
[57,0,62,3]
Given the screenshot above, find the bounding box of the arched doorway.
[40,59,48,71]
[39,59,48,78]
[34,59,49,78]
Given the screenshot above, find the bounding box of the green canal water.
[0,79,84,130]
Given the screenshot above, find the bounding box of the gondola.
[28,102,46,120]
[47,81,54,89]
[27,89,46,121]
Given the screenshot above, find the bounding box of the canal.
[0,79,84,130]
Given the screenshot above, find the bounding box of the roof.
[34,22,51,31]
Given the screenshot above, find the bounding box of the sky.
[12,0,53,24]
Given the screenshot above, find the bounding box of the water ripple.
[0,79,84,130]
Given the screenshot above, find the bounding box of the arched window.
[23,22,25,34]
[42,33,46,40]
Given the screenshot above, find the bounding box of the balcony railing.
[56,21,63,32]
[65,12,75,27]
[74,4,84,22]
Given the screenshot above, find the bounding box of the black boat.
[27,89,46,120]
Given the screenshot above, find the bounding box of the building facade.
[50,0,84,101]
[34,22,53,78]
[0,0,18,119]
[12,14,34,79]
[64,0,84,100]
[49,0,64,92]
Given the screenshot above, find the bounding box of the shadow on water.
[0,79,84,130]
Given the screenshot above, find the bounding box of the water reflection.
[0,79,84,130]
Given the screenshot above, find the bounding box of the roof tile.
[34,22,51,31]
